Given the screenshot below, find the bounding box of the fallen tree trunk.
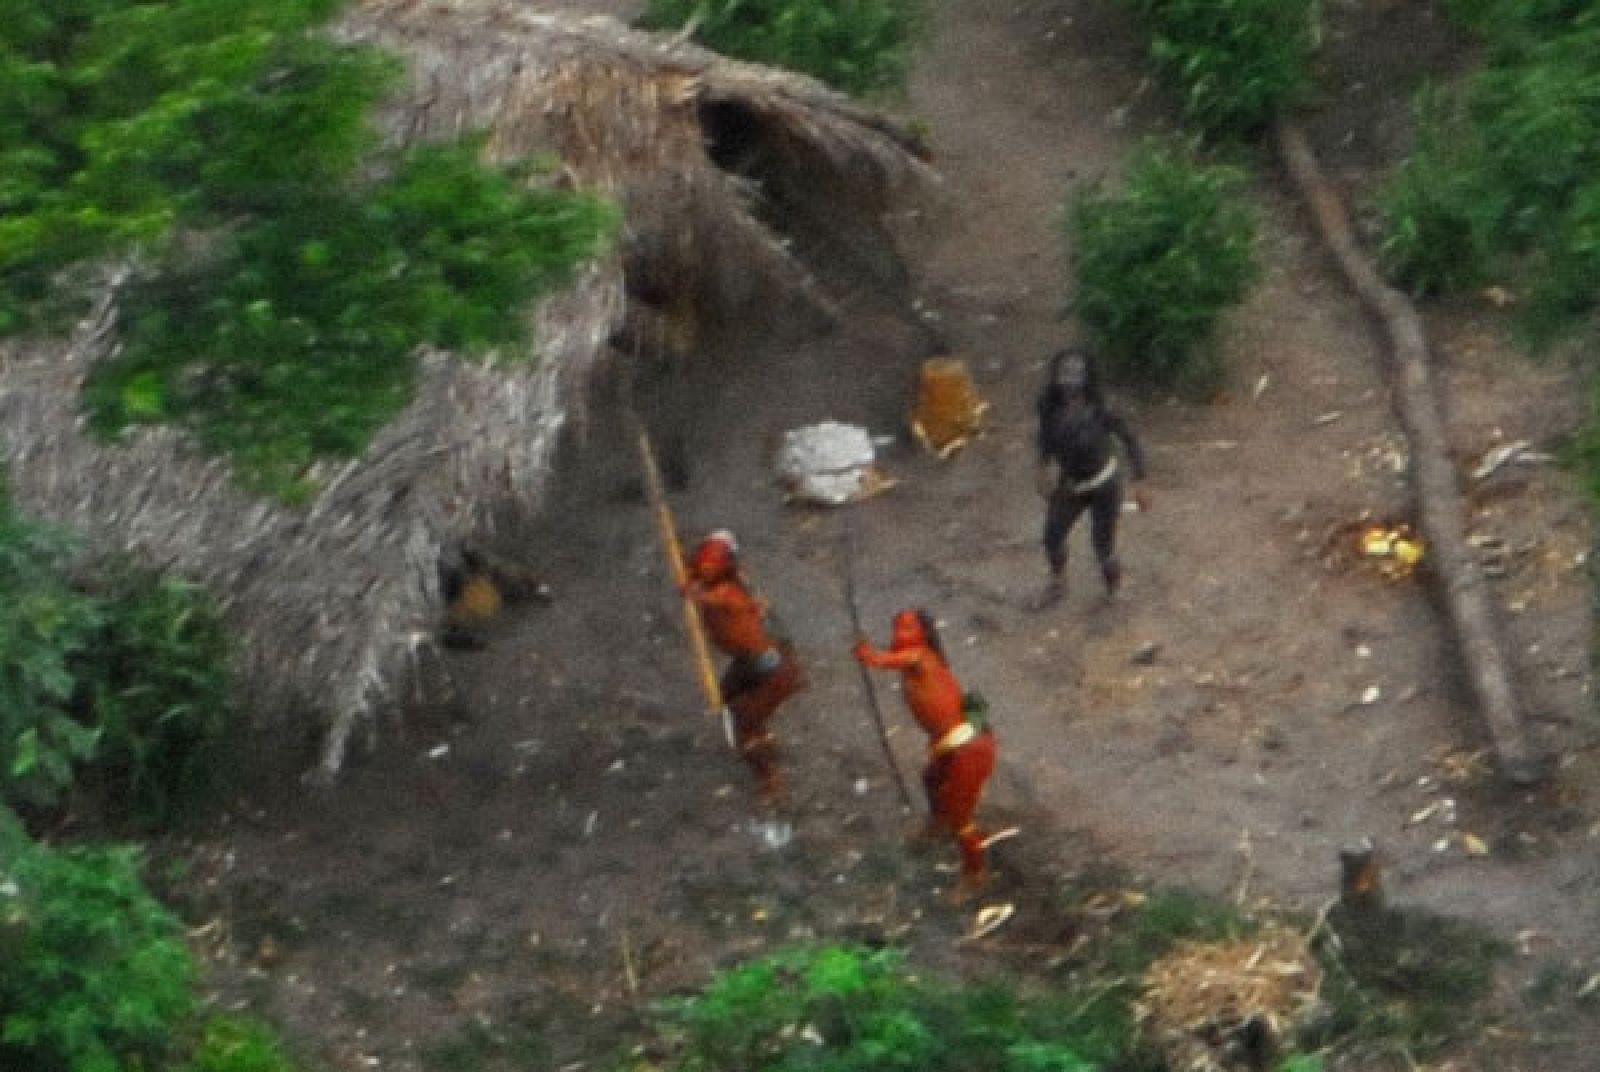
[1274,119,1543,786]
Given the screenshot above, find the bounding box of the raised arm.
[682,577,761,613]
[853,638,920,671]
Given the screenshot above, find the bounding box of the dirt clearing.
[167,2,1600,1069]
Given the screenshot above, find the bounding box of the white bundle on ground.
[775,421,888,505]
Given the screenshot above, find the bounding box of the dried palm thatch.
[341,0,937,345]
[1136,925,1324,1071]
[0,2,934,781]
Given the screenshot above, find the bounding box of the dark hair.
[914,608,947,664]
[1047,347,1104,407]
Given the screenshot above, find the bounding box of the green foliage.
[0,807,196,1072]
[0,493,230,822]
[3,2,617,498]
[1379,5,1600,339]
[179,1015,298,1072]
[1093,886,1253,978]
[650,945,1106,1071]
[636,0,924,96]
[76,563,230,828]
[84,142,617,497]
[0,0,359,330]
[1066,141,1259,392]
[0,499,105,809]
[1307,904,1506,1060]
[1376,88,1495,296]
[1444,0,1598,45]
[634,891,1499,1072]
[1119,0,1315,138]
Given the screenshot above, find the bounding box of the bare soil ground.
[162,2,1600,1069]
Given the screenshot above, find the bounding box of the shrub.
[0,0,361,333]
[83,141,617,499]
[1119,0,1315,138]
[1067,141,1258,392]
[1377,88,1496,297]
[3,2,617,499]
[0,807,196,1072]
[75,563,230,828]
[0,499,105,810]
[643,945,1107,1071]
[1379,4,1600,341]
[0,492,231,823]
[636,0,924,96]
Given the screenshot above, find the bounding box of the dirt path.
[177,2,1600,1069]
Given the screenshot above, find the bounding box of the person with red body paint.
[853,609,997,903]
[681,530,803,804]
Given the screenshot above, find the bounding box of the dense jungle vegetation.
[3,0,1596,1069]
[3,0,614,500]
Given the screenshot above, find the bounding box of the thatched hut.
[0,1,934,781]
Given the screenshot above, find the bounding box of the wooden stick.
[1275,119,1541,785]
[637,427,724,716]
[839,508,917,809]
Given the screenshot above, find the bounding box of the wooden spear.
[637,427,725,721]
[839,507,917,809]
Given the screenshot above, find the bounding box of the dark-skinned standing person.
[1034,347,1149,607]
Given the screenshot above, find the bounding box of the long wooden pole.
[637,427,724,717]
[1275,119,1540,785]
[839,508,918,809]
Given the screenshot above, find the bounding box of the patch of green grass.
[615,871,1511,1072]
[638,945,1111,1071]
[179,1014,300,1072]
[1307,902,1507,1060]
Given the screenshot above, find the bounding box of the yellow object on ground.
[448,573,503,625]
[911,357,988,458]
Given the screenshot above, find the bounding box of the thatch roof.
[0,2,933,781]
[341,0,935,331]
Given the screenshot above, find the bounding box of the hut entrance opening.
[697,96,912,296]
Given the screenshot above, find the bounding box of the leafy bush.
[1376,88,1495,296]
[3,1,616,499]
[1119,0,1315,138]
[75,563,230,828]
[84,141,616,498]
[1379,4,1600,341]
[0,501,105,809]
[0,807,196,1072]
[0,493,230,822]
[1067,141,1259,392]
[645,945,1106,1071]
[636,0,924,96]
[0,0,361,332]
[179,1015,299,1072]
